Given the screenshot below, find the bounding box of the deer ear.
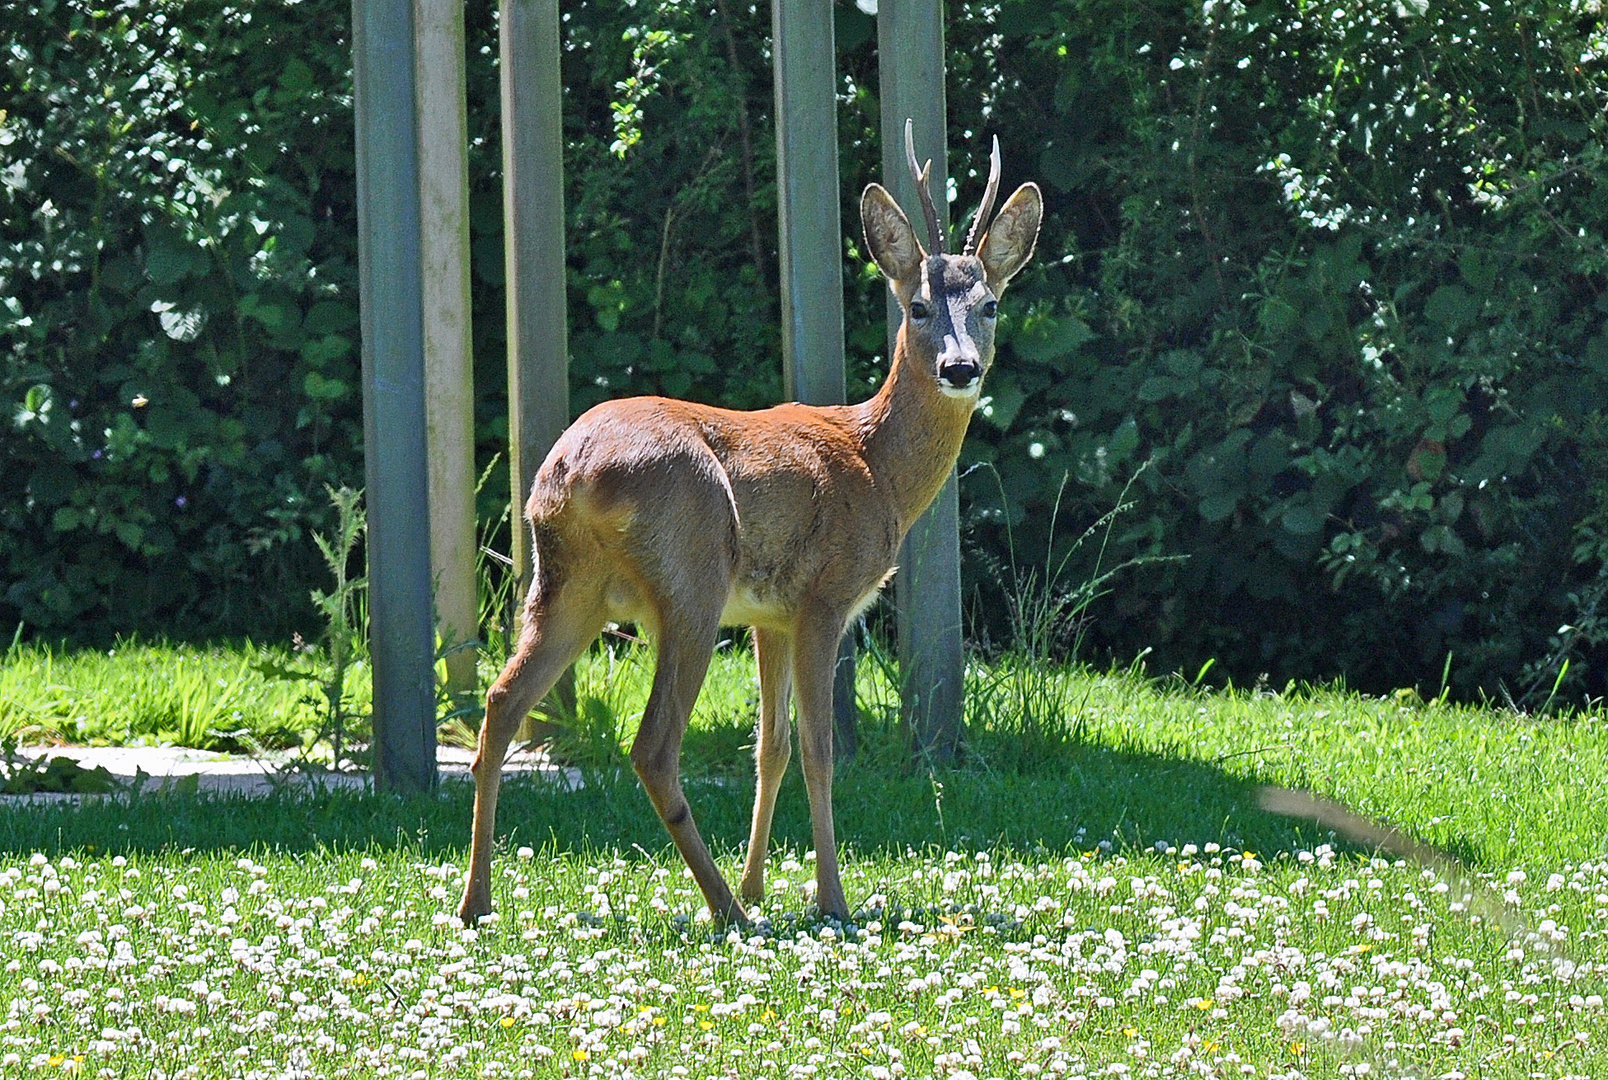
[861,183,926,284]
[977,182,1042,295]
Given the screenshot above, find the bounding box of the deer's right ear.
[977,183,1043,296]
[861,183,925,284]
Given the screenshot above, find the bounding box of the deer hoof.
[458,884,492,928]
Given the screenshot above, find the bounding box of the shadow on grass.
[0,736,1431,869]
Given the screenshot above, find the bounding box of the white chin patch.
[938,381,981,400]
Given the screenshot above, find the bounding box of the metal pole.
[353,0,438,793]
[878,0,965,761]
[771,0,858,758]
[417,0,478,703]
[502,0,573,738]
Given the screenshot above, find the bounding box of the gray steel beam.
[353,0,438,792]
[502,0,569,587]
[771,0,858,758]
[502,0,573,738]
[878,0,965,761]
[417,0,478,702]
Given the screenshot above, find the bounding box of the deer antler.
[963,135,1002,257]
[903,118,943,254]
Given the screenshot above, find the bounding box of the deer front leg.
[793,609,851,920]
[739,627,793,904]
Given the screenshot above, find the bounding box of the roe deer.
[459,122,1041,926]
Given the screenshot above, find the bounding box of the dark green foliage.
[544,2,787,414]
[945,1,1608,701]
[5,0,1607,700]
[0,742,118,796]
[2,0,360,637]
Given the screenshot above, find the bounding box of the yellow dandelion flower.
[1122,1026,1138,1037]
[48,1056,66,1068]
[1291,1040,1307,1056]
[500,1016,516,1029]
[571,1050,589,1063]
[1193,998,1213,1011]
[699,1020,713,1031]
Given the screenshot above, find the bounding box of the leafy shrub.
[0,743,118,796]
[944,0,1608,701]
[2,0,361,637]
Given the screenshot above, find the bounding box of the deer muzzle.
[936,326,983,392]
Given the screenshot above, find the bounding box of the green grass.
[0,638,341,749]
[1,641,1607,1076]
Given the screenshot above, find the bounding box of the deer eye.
[980,300,999,319]
[909,299,931,321]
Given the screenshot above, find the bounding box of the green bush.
[5,0,1607,702]
[2,0,361,636]
[947,0,1608,702]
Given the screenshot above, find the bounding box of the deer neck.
[857,323,980,531]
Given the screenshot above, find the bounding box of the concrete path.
[2,744,578,802]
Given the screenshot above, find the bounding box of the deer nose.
[937,358,981,390]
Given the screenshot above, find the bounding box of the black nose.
[938,360,981,389]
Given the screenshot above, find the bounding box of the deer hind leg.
[793,606,851,920]
[459,573,605,926]
[629,594,748,926]
[739,626,793,904]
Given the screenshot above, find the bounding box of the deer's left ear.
[977,183,1042,296]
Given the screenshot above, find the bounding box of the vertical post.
[353,0,438,792]
[771,0,857,758]
[878,0,964,760]
[502,0,572,738]
[417,0,478,702]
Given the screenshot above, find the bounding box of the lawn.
[0,641,1605,1078]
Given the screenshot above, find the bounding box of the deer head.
[860,119,1043,397]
